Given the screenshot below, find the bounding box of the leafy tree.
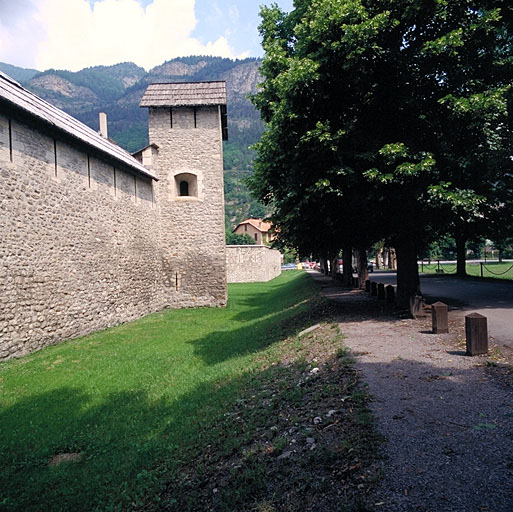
[226,232,256,245]
[251,0,513,311]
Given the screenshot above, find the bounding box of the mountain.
[1,57,267,228]
[0,62,39,83]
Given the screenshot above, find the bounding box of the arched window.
[180,180,189,196]
[174,172,198,198]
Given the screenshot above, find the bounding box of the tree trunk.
[356,247,368,288]
[342,245,353,286]
[321,255,328,275]
[330,255,338,278]
[395,238,422,314]
[455,234,467,276]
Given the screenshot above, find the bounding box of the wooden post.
[465,313,488,356]
[352,276,358,287]
[431,301,448,334]
[371,281,377,296]
[365,280,371,292]
[385,285,395,302]
[377,283,385,300]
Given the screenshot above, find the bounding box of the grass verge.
[419,262,513,280]
[0,271,382,511]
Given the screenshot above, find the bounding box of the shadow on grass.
[188,295,330,366]
[3,354,512,511]
[187,272,331,366]
[0,342,379,512]
[228,271,319,323]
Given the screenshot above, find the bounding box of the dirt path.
[308,271,513,511]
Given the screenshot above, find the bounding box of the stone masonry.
[0,77,227,360]
[226,245,281,283]
[147,105,227,307]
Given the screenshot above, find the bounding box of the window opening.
[8,119,12,162]
[193,107,197,128]
[180,180,189,196]
[244,224,247,232]
[254,233,258,242]
[87,155,91,188]
[113,166,117,196]
[170,108,173,128]
[53,139,57,176]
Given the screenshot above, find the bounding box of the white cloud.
[0,0,242,72]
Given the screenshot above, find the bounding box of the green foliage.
[34,62,145,101]
[0,61,39,83]
[226,232,256,245]
[250,0,513,304]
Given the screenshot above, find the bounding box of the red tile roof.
[234,218,273,233]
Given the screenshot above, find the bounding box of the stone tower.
[140,81,228,307]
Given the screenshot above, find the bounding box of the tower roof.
[139,81,227,107]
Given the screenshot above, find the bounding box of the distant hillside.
[0,62,39,83]
[2,57,268,228]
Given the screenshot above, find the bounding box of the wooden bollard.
[465,313,488,356]
[371,281,377,296]
[385,285,395,302]
[365,280,371,292]
[377,283,385,300]
[431,301,448,334]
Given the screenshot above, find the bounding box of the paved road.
[369,272,513,349]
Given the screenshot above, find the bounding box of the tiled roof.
[235,218,273,233]
[0,72,156,180]
[140,81,227,107]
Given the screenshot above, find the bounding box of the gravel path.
[308,271,513,512]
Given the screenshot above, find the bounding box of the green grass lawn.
[0,272,326,511]
[419,261,513,280]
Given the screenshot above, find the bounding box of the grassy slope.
[0,272,324,510]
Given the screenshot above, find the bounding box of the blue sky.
[0,0,294,71]
[193,0,294,58]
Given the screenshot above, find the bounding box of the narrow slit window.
[180,180,189,196]
[53,139,57,176]
[87,155,91,188]
[8,119,12,162]
[254,233,258,242]
[170,108,173,128]
[193,107,197,128]
[113,166,117,196]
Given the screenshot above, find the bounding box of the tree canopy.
[250,0,513,310]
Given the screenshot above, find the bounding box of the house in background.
[233,218,274,245]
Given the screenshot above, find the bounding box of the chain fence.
[419,260,513,279]
[480,262,513,277]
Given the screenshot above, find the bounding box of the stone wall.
[148,106,227,308]
[0,113,164,360]
[226,245,282,283]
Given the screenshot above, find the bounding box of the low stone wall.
[226,245,281,283]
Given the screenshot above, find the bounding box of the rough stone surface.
[226,245,281,283]
[149,105,227,307]
[0,99,227,360]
